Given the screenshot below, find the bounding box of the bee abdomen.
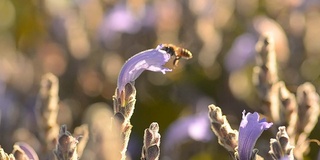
[180,48,193,59]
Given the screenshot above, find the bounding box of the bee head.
[160,45,175,57]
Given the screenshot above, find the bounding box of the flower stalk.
[54,125,82,160]
[0,146,15,160]
[269,126,294,160]
[208,104,238,158]
[277,82,298,142]
[141,122,161,160]
[35,73,60,154]
[253,34,281,123]
[113,83,136,160]
[294,82,320,159]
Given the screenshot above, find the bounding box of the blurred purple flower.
[117,44,172,92]
[238,111,273,160]
[99,2,155,45]
[103,5,140,34]
[163,112,214,152]
[224,33,257,72]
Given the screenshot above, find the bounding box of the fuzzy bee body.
[160,44,193,66]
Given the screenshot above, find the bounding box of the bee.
[160,44,193,66]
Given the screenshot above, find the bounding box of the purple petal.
[117,44,172,92]
[14,142,39,160]
[238,111,273,160]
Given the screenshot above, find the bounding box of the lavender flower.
[238,111,273,160]
[13,142,39,160]
[113,44,175,160]
[117,44,172,93]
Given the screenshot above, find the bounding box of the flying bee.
[160,44,193,66]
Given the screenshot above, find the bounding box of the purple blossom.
[14,142,39,160]
[117,44,172,93]
[238,111,273,160]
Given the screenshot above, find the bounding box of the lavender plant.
[207,34,319,160]
[0,73,90,160]
[1,44,192,160]
[33,73,89,160]
[208,104,273,160]
[0,142,39,160]
[1,1,320,160]
[1,38,318,160]
[253,34,320,159]
[112,44,191,159]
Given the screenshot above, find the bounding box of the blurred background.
[0,0,319,159]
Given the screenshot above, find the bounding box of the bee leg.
[173,57,181,66]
